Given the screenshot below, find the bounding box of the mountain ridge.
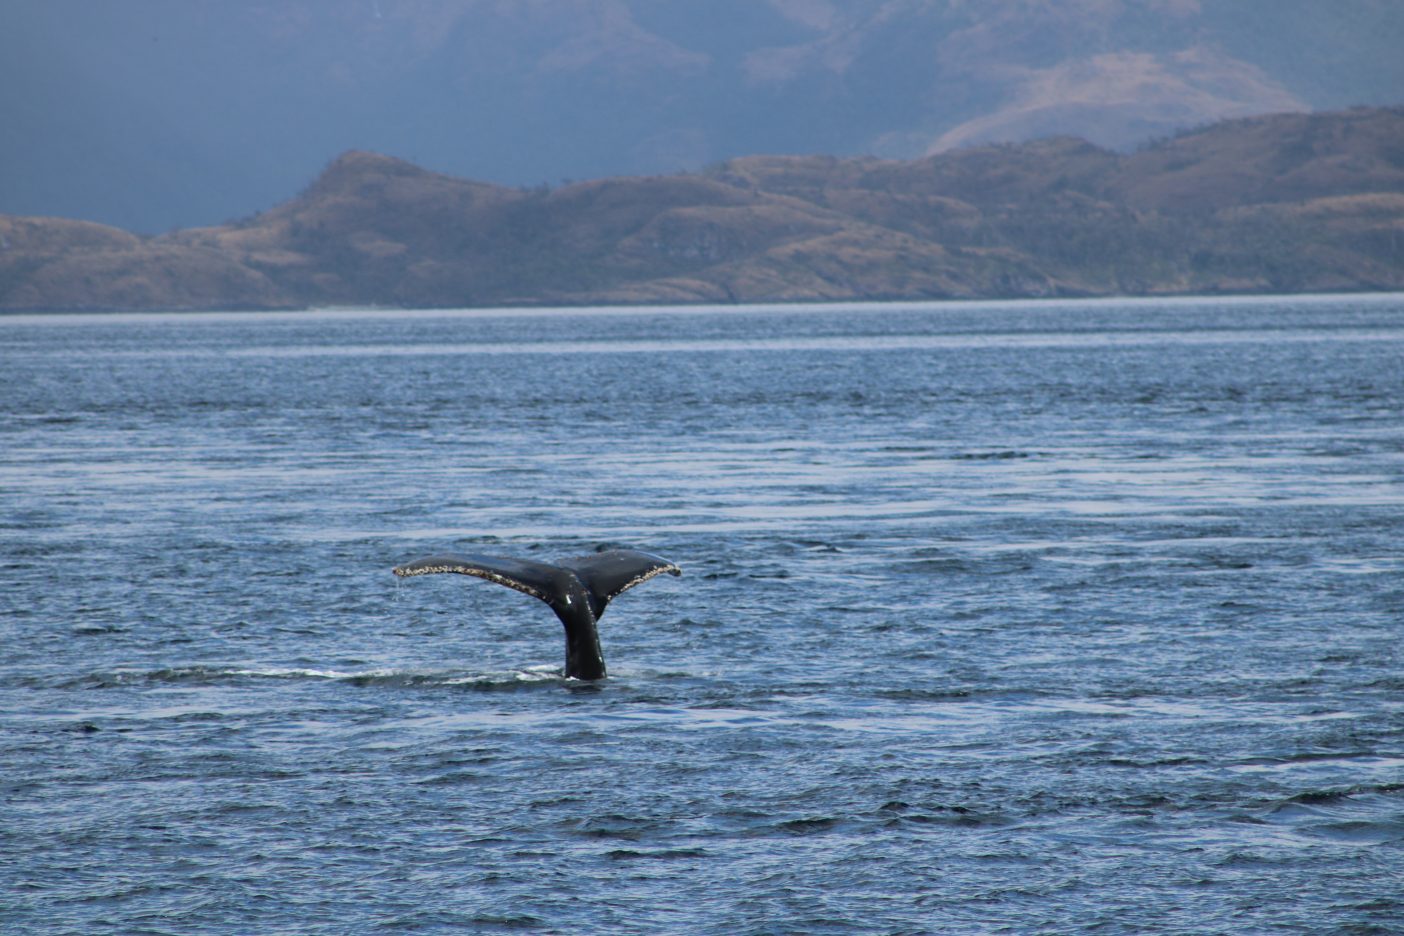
[5,1,1403,234]
[2,106,1402,312]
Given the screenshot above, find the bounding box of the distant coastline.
[2,106,1402,314]
[7,290,1404,326]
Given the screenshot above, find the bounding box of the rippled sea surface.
[3,295,1404,934]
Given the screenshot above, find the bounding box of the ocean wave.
[55,664,568,691]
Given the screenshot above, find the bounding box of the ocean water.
[2,295,1403,934]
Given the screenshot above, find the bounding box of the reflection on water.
[2,295,1403,934]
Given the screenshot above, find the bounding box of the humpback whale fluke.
[392,549,681,680]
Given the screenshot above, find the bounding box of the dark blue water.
[3,295,1403,934]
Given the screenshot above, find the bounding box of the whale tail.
[392,549,681,679]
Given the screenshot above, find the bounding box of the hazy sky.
[3,0,1400,233]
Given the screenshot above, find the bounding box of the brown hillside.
[3,107,1402,311]
[1107,107,1404,211]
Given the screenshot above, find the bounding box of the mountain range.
[3,106,1401,311]
[3,1,1402,234]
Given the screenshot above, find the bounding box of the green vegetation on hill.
[2,107,1402,312]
